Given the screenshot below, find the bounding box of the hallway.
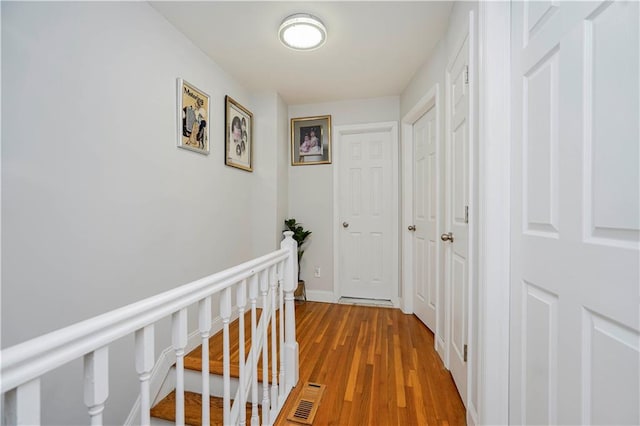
[275,302,465,425]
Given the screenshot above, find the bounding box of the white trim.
[400,84,440,324]
[466,10,480,426]
[333,121,400,303]
[477,2,511,425]
[305,290,339,304]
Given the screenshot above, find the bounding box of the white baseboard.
[436,336,447,367]
[399,296,412,314]
[305,290,338,303]
[391,296,401,309]
[467,401,479,426]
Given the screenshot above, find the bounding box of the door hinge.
[465,66,469,85]
[465,205,469,224]
[463,344,468,362]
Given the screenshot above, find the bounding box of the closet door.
[510,2,639,424]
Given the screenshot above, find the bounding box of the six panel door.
[510,2,640,424]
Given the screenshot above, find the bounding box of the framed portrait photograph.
[177,78,210,155]
[291,115,332,165]
[225,95,253,172]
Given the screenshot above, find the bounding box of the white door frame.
[401,84,441,349]
[476,2,510,425]
[333,121,400,305]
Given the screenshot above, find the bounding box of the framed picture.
[291,115,332,165]
[225,96,253,172]
[177,78,210,155]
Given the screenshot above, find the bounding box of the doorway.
[334,122,399,302]
[402,84,441,343]
[401,11,477,419]
[411,105,439,333]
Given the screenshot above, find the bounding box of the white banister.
[1,248,288,393]
[83,346,109,426]
[281,231,299,390]
[221,286,232,424]
[172,308,187,426]
[135,325,154,426]
[260,269,270,425]
[3,378,40,426]
[249,273,260,426]
[198,297,212,426]
[278,262,285,402]
[1,233,298,425]
[236,280,247,426]
[270,265,279,408]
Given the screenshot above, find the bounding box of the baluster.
[135,325,154,426]
[260,269,270,424]
[281,231,299,390]
[249,273,260,426]
[198,297,212,426]
[220,286,232,424]
[172,308,187,426]
[277,261,285,401]
[3,378,41,426]
[84,346,109,425]
[270,266,279,407]
[237,280,247,426]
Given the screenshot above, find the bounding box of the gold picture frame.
[225,95,253,172]
[291,115,332,166]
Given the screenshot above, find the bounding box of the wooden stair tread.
[150,390,256,426]
[184,309,278,383]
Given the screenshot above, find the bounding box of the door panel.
[339,127,395,300]
[510,2,640,424]
[447,34,470,405]
[413,107,438,330]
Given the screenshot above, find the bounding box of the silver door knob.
[408,225,416,231]
[440,232,454,242]
[342,222,349,228]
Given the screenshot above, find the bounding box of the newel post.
[281,231,299,390]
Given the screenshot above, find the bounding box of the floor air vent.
[286,382,326,425]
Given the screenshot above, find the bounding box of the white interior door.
[412,107,438,332]
[338,123,398,300]
[510,2,640,424]
[446,34,470,405]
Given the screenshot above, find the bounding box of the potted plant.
[284,218,311,300]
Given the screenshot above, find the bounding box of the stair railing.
[228,261,291,425]
[1,231,299,426]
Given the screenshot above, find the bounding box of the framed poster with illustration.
[291,115,332,165]
[225,95,253,172]
[177,78,210,155]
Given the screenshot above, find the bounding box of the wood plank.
[184,309,277,383]
[150,390,255,426]
[273,302,466,426]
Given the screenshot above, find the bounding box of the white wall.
[250,91,289,255]
[288,97,399,300]
[251,91,290,255]
[1,2,282,424]
[400,1,479,422]
[276,95,289,243]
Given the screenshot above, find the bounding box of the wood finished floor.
[274,302,465,426]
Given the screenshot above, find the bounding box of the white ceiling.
[150,1,453,105]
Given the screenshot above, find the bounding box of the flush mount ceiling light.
[278,13,327,51]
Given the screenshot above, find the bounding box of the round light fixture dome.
[279,13,327,51]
